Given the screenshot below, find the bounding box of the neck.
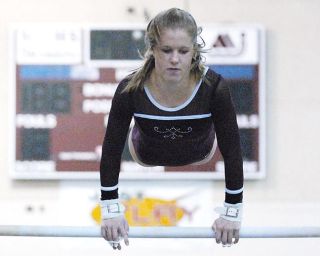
[151,71,193,92]
[146,71,197,108]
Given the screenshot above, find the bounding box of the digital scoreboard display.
[12,24,265,180]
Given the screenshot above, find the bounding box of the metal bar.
[0,226,320,238]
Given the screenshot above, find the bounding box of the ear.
[192,48,197,59]
[192,52,198,61]
[146,47,154,58]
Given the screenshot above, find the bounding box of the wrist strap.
[215,202,243,222]
[100,199,125,219]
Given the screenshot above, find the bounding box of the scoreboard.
[11,24,266,180]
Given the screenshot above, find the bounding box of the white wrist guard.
[100,198,125,219]
[215,202,243,222]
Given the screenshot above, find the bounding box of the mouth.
[167,68,180,71]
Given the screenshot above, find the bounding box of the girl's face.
[152,28,194,84]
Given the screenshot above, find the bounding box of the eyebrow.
[159,45,192,49]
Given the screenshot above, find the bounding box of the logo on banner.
[91,195,198,226]
[210,32,245,57]
[213,34,235,48]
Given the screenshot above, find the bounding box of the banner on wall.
[10,23,266,180]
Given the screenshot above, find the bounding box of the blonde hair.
[123,8,206,92]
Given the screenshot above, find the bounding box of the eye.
[161,48,172,53]
[179,49,189,54]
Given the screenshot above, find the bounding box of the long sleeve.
[210,76,244,204]
[100,79,133,200]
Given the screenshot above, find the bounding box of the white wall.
[0,0,320,255]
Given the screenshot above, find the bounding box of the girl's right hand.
[101,216,129,250]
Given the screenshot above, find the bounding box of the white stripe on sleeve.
[101,184,118,191]
[225,187,243,194]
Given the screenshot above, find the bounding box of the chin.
[166,73,183,80]
[166,77,182,83]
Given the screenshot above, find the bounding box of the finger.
[212,222,216,232]
[112,242,118,250]
[119,225,129,246]
[125,220,129,233]
[101,227,107,241]
[112,226,119,241]
[215,228,222,244]
[227,230,233,245]
[110,241,120,250]
[222,230,228,245]
[234,229,240,244]
[106,226,112,241]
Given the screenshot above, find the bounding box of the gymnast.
[99,7,243,249]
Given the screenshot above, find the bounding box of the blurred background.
[0,0,320,255]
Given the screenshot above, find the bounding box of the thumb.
[124,234,129,246]
[119,225,129,246]
[212,221,217,231]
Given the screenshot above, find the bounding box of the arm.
[99,79,133,249]
[211,76,243,204]
[210,76,244,246]
[100,79,133,200]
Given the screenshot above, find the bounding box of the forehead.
[158,28,193,47]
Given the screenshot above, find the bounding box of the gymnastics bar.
[0,226,320,238]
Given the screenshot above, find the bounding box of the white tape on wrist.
[215,202,243,222]
[100,198,125,219]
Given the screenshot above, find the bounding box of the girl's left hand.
[212,217,241,246]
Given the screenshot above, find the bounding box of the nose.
[170,51,179,64]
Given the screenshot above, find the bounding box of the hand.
[212,217,241,246]
[101,215,129,250]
